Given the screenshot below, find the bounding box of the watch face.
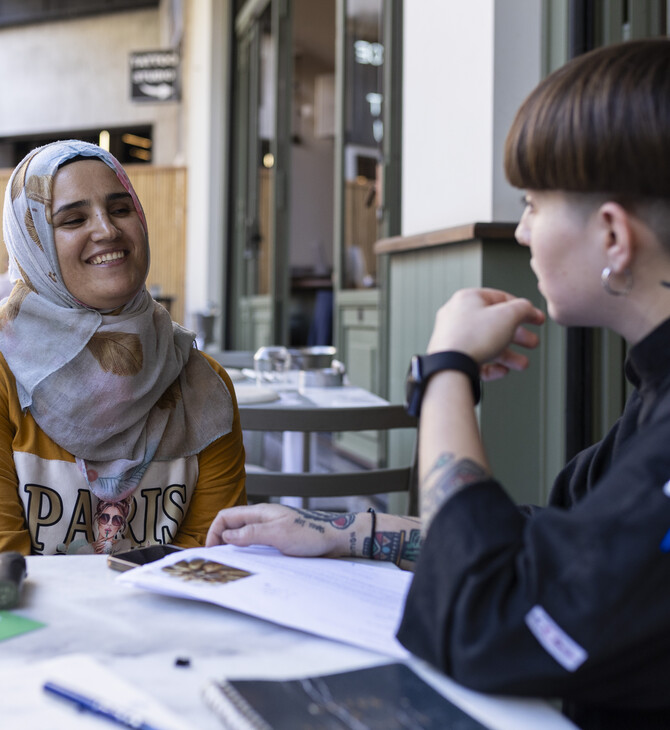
[411,354,422,381]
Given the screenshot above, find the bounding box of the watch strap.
[407,351,481,417]
[423,351,480,396]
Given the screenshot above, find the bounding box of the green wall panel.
[382,235,561,507]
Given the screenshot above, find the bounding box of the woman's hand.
[205,503,351,558]
[427,288,545,381]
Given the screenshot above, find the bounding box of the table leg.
[280,432,315,509]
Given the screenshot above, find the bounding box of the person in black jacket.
[208,39,670,729]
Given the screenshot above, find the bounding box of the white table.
[235,376,399,468]
[0,555,577,729]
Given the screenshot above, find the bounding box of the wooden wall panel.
[345,179,378,285]
[125,165,187,324]
[382,235,552,506]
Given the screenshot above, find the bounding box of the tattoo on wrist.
[363,526,423,566]
[421,452,488,525]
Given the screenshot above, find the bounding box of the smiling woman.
[51,159,149,311]
[51,159,149,310]
[0,140,246,557]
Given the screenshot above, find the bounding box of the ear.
[597,202,635,274]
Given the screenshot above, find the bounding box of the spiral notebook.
[202,662,489,729]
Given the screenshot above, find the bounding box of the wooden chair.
[238,404,418,512]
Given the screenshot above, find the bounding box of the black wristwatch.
[405,351,481,417]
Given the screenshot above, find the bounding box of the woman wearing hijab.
[0,140,246,556]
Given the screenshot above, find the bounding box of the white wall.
[181,0,231,333]
[402,0,543,235]
[402,0,494,234]
[0,7,181,164]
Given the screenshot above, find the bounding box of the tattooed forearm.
[424,452,453,482]
[421,452,488,529]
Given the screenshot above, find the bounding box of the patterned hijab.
[0,140,233,501]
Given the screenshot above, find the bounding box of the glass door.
[332,0,402,467]
[230,0,291,350]
[339,0,387,294]
[333,0,401,399]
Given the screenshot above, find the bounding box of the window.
[0,126,153,167]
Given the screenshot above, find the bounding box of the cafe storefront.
[226,0,402,413]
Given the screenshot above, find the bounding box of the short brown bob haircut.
[504,39,670,200]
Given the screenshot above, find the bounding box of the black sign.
[130,49,180,102]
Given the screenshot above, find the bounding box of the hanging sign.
[130,49,180,102]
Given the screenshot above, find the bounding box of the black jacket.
[398,318,670,730]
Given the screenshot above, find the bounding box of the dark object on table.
[107,543,184,573]
[203,662,488,729]
[0,551,27,610]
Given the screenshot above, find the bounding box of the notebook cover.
[205,662,489,729]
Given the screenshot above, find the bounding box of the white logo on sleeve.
[525,605,588,672]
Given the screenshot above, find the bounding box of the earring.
[601,267,633,296]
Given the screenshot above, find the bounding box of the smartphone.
[107,544,184,572]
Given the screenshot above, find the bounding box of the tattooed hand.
[206,503,424,569]
[206,503,353,558]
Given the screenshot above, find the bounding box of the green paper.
[0,611,45,641]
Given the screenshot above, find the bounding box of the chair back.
[205,350,255,369]
[239,404,418,510]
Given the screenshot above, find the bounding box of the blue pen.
[43,681,166,730]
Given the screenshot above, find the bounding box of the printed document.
[118,545,413,658]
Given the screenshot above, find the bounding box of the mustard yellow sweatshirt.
[0,352,246,555]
